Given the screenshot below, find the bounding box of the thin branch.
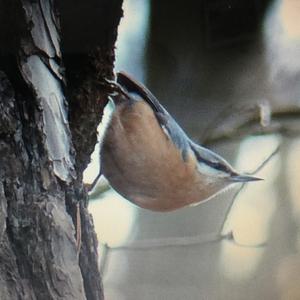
[217,145,280,246]
[247,145,280,175]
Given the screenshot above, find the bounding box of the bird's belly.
[101,101,207,211]
[102,154,204,211]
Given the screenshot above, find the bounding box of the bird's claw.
[101,78,130,99]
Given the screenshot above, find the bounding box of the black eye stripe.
[191,145,232,173]
[210,161,230,172]
[200,159,228,172]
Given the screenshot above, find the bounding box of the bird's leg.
[76,202,82,254]
[99,77,130,99]
[85,171,102,192]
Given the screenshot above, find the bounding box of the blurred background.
[84,0,300,299]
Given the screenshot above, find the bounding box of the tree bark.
[0,0,123,299]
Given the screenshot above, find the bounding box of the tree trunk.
[0,0,123,299]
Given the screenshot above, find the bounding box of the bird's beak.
[230,174,263,182]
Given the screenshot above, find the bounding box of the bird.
[99,72,261,212]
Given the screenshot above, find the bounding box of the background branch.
[201,102,300,146]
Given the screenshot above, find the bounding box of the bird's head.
[191,143,262,196]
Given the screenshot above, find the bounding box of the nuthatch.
[100,72,261,212]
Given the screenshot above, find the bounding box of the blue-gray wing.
[117,72,191,160]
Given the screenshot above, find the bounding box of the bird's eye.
[211,161,228,172]
[211,161,220,167]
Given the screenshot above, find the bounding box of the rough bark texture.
[0,0,123,299]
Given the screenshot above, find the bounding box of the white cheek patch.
[197,162,215,174]
[197,162,227,180]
